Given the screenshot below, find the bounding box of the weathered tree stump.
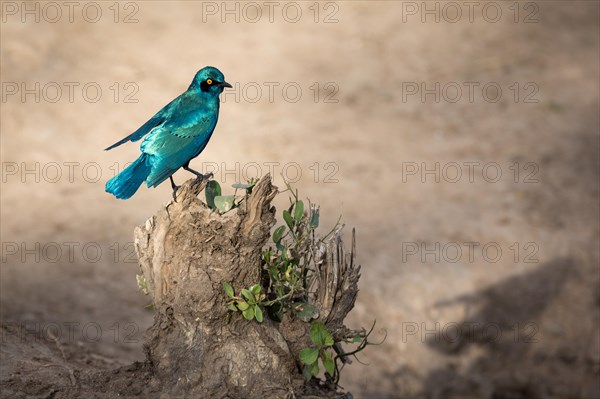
[134,175,360,398]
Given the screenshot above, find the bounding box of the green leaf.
[352,334,362,343]
[236,301,249,311]
[294,200,304,222]
[241,289,254,303]
[262,249,271,263]
[242,306,255,320]
[223,282,234,297]
[293,303,320,322]
[232,182,254,190]
[273,225,286,243]
[310,206,320,229]
[283,210,294,229]
[254,305,263,322]
[324,334,334,347]
[214,195,235,213]
[227,303,238,312]
[302,364,314,381]
[205,181,221,209]
[249,284,261,296]
[310,361,319,376]
[310,322,334,347]
[299,348,319,365]
[322,350,335,377]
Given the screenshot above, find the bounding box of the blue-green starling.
[105,66,231,199]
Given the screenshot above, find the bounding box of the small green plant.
[205,178,258,213]
[300,320,384,383]
[261,183,342,322]
[223,282,265,322]
[136,274,149,295]
[220,181,325,323]
[136,274,154,309]
[299,322,335,380]
[220,180,383,386]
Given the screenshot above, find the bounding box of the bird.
[105,66,231,200]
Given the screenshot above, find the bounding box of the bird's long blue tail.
[106,153,152,199]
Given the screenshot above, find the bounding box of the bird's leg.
[170,176,179,202]
[183,161,213,180]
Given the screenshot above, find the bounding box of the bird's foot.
[193,171,213,181]
[170,176,180,202]
[183,164,212,181]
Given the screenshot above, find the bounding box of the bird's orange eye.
[206,79,213,85]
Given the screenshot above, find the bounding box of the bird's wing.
[142,118,217,162]
[141,109,218,187]
[104,97,178,151]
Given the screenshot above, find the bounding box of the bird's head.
[190,66,232,95]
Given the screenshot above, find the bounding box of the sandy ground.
[1,1,599,398]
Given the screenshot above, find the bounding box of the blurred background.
[1,1,599,398]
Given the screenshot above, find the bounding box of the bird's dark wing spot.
[169,129,205,139]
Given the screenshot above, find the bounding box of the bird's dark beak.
[218,81,232,88]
